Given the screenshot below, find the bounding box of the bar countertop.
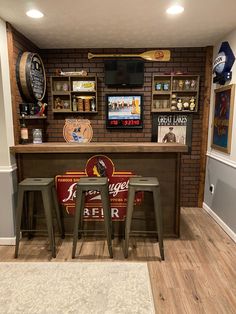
[10,142,188,154]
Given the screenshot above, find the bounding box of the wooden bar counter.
[10,142,187,154]
[10,142,188,237]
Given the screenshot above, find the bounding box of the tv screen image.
[106,94,143,129]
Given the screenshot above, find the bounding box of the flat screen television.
[105,60,144,87]
[106,94,143,129]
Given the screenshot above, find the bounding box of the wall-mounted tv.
[106,94,143,129]
[105,60,144,87]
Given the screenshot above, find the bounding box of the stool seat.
[129,177,159,187]
[19,178,54,187]
[15,177,64,259]
[77,177,108,187]
[124,176,164,260]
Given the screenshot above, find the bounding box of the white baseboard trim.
[203,202,236,243]
[0,237,16,245]
[0,164,17,173]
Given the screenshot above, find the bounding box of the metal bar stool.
[124,177,164,260]
[72,177,113,258]
[15,178,65,258]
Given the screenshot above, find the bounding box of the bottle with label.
[72,95,77,111]
[20,114,29,144]
[91,98,96,111]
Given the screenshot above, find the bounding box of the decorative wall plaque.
[63,119,93,143]
[16,52,46,102]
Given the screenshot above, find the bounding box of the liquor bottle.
[72,95,77,111]
[20,114,29,144]
[91,98,96,111]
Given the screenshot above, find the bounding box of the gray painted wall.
[204,156,236,234]
[0,18,17,242]
[204,27,236,237]
[0,169,17,237]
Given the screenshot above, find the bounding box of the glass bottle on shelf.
[190,79,196,90]
[184,79,190,90]
[172,79,177,90]
[155,82,162,91]
[178,80,184,90]
[20,114,29,144]
[163,82,170,91]
[91,98,96,111]
[72,95,77,111]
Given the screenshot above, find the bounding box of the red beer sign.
[56,155,143,221]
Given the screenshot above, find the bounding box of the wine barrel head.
[16,52,46,102]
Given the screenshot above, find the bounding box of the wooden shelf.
[152,109,196,113]
[152,74,200,113]
[153,91,171,95]
[52,109,71,113]
[51,75,98,113]
[52,91,70,95]
[71,90,96,93]
[172,90,198,93]
[20,115,47,119]
[53,110,98,114]
[151,109,171,113]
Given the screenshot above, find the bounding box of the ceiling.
[0,0,236,48]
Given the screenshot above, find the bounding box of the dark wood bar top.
[10,142,188,154]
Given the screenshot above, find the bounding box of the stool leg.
[124,188,136,258]
[101,188,113,258]
[15,188,25,258]
[42,189,56,258]
[78,192,85,239]
[153,188,164,261]
[72,187,83,258]
[52,185,65,239]
[27,191,34,239]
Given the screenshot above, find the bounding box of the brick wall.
[40,47,206,206]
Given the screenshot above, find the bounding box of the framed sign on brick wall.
[151,113,193,151]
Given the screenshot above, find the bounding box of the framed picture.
[151,113,193,151]
[211,84,235,153]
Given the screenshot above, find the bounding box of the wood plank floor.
[0,207,236,313]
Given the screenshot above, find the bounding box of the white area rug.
[0,262,155,314]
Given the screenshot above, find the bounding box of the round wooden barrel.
[16,52,46,102]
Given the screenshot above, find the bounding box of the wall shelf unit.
[51,75,98,113]
[152,74,200,113]
[19,115,47,119]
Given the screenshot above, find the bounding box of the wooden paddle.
[88,50,171,62]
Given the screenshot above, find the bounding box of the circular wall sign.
[63,119,93,143]
[16,52,46,102]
